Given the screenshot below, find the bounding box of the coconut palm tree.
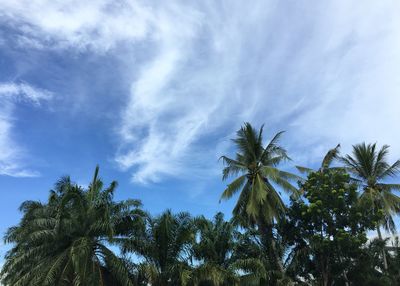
[1,166,144,286]
[121,210,195,286]
[220,123,300,284]
[341,143,400,271]
[220,123,300,224]
[296,144,341,174]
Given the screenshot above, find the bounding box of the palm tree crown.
[121,210,194,286]
[192,213,239,285]
[220,122,299,225]
[1,166,143,286]
[341,143,400,233]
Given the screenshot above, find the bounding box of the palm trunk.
[338,255,349,286]
[320,255,331,286]
[377,226,388,272]
[321,266,329,286]
[270,236,284,273]
[257,219,284,284]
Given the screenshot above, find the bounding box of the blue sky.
[1,0,400,257]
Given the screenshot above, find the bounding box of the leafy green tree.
[1,166,143,286]
[285,170,381,286]
[121,210,194,286]
[219,123,300,283]
[341,143,400,270]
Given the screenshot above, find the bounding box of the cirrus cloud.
[0,82,53,177]
[1,0,399,183]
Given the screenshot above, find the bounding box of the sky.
[0,0,400,256]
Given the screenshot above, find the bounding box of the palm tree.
[233,228,293,286]
[121,210,195,286]
[341,143,400,271]
[220,123,300,224]
[1,166,143,286]
[220,123,300,283]
[192,213,239,286]
[296,144,341,174]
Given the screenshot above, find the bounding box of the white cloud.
[0,82,52,103]
[117,0,400,182]
[283,1,400,165]
[0,0,153,52]
[0,82,53,177]
[1,1,400,182]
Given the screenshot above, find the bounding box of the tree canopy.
[2,123,400,286]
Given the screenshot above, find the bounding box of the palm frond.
[321,144,341,169]
[295,166,313,175]
[221,176,247,201]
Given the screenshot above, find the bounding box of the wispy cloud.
[1,1,399,183]
[115,1,400,182]
[0,0,153,52]
[0,82,52,103]
[0,82,53,177]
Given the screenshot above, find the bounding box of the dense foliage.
[1,168,143,286]
[2,123,400,286]
[285,170,382,285]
